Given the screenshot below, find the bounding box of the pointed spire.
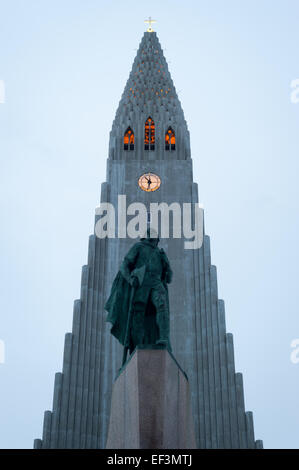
[109,32,190,160]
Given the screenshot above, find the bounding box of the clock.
[138,172,161,192]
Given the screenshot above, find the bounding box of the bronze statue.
[105,228,173,365]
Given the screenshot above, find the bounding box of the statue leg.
[151,284,170,347]
[130,301,146,352]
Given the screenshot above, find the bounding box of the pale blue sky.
[0,0,299,448]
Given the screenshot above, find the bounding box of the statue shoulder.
[159,248,167,257]
[123,241,142,266]
[135,241,144,248]
[127,241,143,254]
[159,248,170,264]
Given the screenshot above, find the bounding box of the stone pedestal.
[106,346,197,449]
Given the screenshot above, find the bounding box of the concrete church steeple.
[35,29,262,450]
[109,32,191,160]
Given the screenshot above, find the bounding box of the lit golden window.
[165,127,175,151]
[144,117,155,151]
[124,127,135,151]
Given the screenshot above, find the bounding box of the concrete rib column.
[255,439,263,449]
[42,410,52,448]
[210,265,224,448]
[203,235,217,448]
[99,186,113,448]
[58,332,73,447]
[198,238,211,448]
[235,372,247,448]
[100,269,114,448]
[85,235,100,448]
[100,241,115,438]
[217,300,231,448]
[245,411,255,448]
[92,237,107,448]
[50,372,63,448]
[80,235,96,447]
[73,264,89,447]
[34,438,42,449]
[226,333,239,448]
[97,182,112,448]
[66,299,81,447]
[193,248,205,449]
[87,233,103,447]
[188,183,200,448]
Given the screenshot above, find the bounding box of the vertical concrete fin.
[218,299,226,333]
[226,333,239,448]
[51,372,63,448]
[73,262,90,448]
[91,236,106,448]
[235,372,247,448]
[80,235,97,447]
[71,300,81,337]
[245,411,255,448]
[191,182,199,204]
[81,265,89,290]
[198,239,211,448]
[217,299,231,448]
[62,333,73,374]
[34,439,42,449]
[42,410,52,448]
[210,265,224,448]
[66,301,81,447]
[192,247,204,448]
[100,181,109,204]
[87,234,96,268]
[58,333,73,447]
[255,439,264,449]
[99,238,112,448]
[203,235,217,448]
[86,236,102,447]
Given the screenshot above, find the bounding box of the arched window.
[165,127,175,151]
[124,127,134,150]
[144,117,155,151]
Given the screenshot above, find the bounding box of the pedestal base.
[106,346,197,449]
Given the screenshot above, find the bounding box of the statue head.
[141,227,159,247]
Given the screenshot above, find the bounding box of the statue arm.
[120,244,140,284]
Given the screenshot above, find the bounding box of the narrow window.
[144,117,155,151]
[165,127,175,151]
[124,127,134,150]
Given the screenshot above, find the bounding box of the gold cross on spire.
[145,16,156,33]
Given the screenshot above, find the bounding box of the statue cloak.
[104,241,172,350]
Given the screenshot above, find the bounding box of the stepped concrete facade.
[34,31,263,449]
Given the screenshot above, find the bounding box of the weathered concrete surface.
[106,347,197,449]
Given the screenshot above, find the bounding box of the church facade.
[34,29,262,449]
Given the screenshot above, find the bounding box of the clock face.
[138,172,161,192]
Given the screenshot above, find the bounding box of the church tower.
[34,28,262,449]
